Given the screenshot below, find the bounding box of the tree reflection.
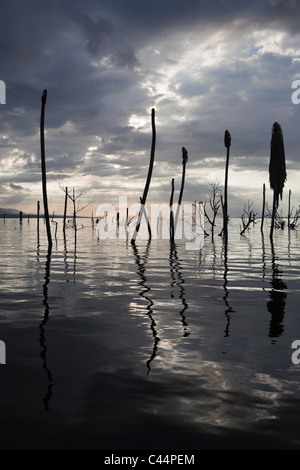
[267,240,287,341]
[39,246,54,410]
[222,240,235,337]
[169,242,189,337]
[132,241,160,374]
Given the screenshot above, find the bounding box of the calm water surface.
[1,217,300,449]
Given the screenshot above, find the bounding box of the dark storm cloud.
[9,183,28,191]
[1,0,300,214]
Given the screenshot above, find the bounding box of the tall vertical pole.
[37,200,40,234]
[40,89,52,248]
[131,108,156,244]
[223,130,231,244]
[63,186,68,235]
[174,147,188,237]
[288,189,291,229]
[261,183,265,233]
[170,178,175,243]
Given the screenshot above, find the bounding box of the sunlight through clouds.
[1,0,300,216]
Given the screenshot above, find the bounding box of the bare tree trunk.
[261,183,265,233]
[170,178,175,243]
[131,108,156,244]
[37,200,40,236]
[72,187,76,230]
[269,122,286,241]
[40,89,52,248]
[223,130,231,244]
[63,186,68,235]
[270,191,276,240]
[174,147,188,236]
[288,189,291,229]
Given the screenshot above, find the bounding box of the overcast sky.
[1,0,300,217]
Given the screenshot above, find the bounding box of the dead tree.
[289,207,300,229]
[269,122,287,240]
[265,203,285,229]
[40,89,52,248]
[37,201,40,236]
[203,180,222,239]
[58,180,69,234]
[222,130,231,243]
[51,211,58,239]
[63,186,68,235]
[67,187,95,230]
[174,147,188,236]
[131,108,156,244]
[261,183,266,233]
[287,190,300,229]
[240,200,258,235]
[169,178,175,243]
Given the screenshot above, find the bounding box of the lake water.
[1,216,300,450]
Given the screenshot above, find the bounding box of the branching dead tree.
[203,180,222,239]
[289,207,300,229]
[191,201,209,237]
[240,200,258,235]
[59,179,95,232]
[67,187,95,230]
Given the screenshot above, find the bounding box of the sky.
[1,0,300,218]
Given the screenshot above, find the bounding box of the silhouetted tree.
[240,200,258,235]
[169,178,175,243]
[40,89,52,248]
[221,130,231,242]
[174,147,188,236]
[269,122,287,240]
[204,179,222,239]
[131,108,156,244]
[261,183,266,233]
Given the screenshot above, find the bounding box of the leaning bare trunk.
[131,108,156,244]
[40,89,52,248]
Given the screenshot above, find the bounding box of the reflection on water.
[222,241,235,338]
[132,241,159,374]
[169,242,189,337]
[1,218,300,449]
[267,241,287,341]
[39,247,54,410]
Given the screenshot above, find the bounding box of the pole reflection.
[222,239,235,337]
[267,240,287,341]
[169,242,189,337]
[39,246,54,410]
[132,241,160,374]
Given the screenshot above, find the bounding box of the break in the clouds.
[1,0,300,216]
